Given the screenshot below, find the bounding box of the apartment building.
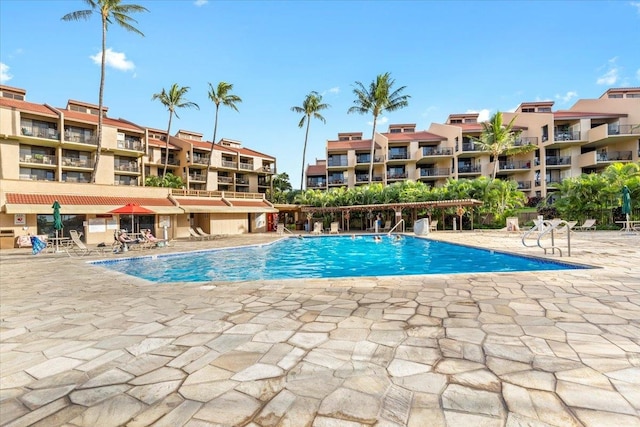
[0,85,278,247]
[307,88,640,198]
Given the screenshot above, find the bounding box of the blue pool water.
[92,235,588,283]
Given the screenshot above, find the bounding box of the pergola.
[299,198,484,231]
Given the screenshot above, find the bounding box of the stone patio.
[1,231,639,426]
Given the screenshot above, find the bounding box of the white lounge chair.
[574,219,596,231]
[196,227,213,240]
[429,220,438,232]
[329,222,340,234]
[189,227,206,240]
[68,230,106,257]
[381,220,391,232]
[312,222,323,235]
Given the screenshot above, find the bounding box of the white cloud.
[630,1,640,14]
[421,105,437,118]
[90,48,135,71]
[637,68,640,81]
[0,62,12,83]
[555,91,578,103]
[368,116,388,127]
[328,87,340,94]
[596,57,619,85]
[466,109,490,122]
[194,0,208,6]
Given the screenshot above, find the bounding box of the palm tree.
[291,91,330,190]
[206,82,242,188]
[152,84,199,177]
[62,0,148,183]
[470,111,536,179]
[348,73,410,184]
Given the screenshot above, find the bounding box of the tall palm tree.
[152,84,199,177]
[470,111,536,179]
[206,82,242,188]
[348,73,410,184]
[62,0,148,183]
[291,91,330,190]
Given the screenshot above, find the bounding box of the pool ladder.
[387,219,405,236]
[522,219,572,257]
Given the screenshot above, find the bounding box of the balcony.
[114,179,139,186]
[513,137,538,146]
[236,178,249,185]
[387,172,408,181]
[20,154,56,165]
[608,124,640,135]
[458,165,482,174]
[62,157,93,168]
[21,126,59,140]
[192,155,210,165]
[239,162,254,170]
[461,142,484,152]
[498,160,532,171]
[388,152,409,161]
[258,165,274,173]
[356,155,384,164]
[516,180,532,190]
[221,160,237,169]
[598,150,633,162]
[64,131,97,145]
[554,130,581,142]
[189,173,206,182]
[218,176,233,183]
[545,156,571,167]
[115,163,140,173]
[307,181,326,188]
[327,158,348,167]
[328,178,345,185]
[419,168,450,177]
[117,140,144,151]
[420,147,453,158]
[63,175,90,183]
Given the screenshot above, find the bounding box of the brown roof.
[307,164,327,175]
[327,139,380,150]
[230,200,273,208]
[553,111,626,119]
[383,130,445,142]
[0,97,59,117]
[175,198,228,207]
[61,109,143,132]
[6,193,175,206]
[147,137,180,150]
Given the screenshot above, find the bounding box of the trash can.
[0,230,16,249]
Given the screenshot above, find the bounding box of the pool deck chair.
[381,220,392,232]
[189,227,206,240]
[68,230,106,257]
[429,220,438,232]
[575,219,596,231]
[329,222,340,234]
[501,217,522,236]
[312,222,323,235]
[196,227,213,240]
[276,223,285,235]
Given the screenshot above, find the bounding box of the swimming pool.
[92,235,589,283]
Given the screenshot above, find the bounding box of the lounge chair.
[381,220,391,232]
[312,222,323,235]
[189,227,206,240]
[68,230,106,257]
[329,222,340,234]
[429,220,438,232]
[195,227,213,240]
[556,220,577,234]
[574,219,596,231]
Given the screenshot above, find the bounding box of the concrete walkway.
[1,231,639,426]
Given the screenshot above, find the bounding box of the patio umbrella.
[109,203,154,233]
[622,185,632,230]
[52,200,63,253]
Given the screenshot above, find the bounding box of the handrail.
[522,219,572,257]
[521,220,544,247]
[282,226,294,235]
[387,219,405,236]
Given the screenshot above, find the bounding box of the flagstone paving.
[1,231,639,426]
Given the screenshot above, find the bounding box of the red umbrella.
[109,203,154,233]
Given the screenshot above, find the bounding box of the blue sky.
[1,0,639,188]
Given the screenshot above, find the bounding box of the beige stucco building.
[0,85,278,248]
[307,88,640,198]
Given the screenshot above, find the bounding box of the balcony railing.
[388,152,409,160]
[192,156,210,165]
[327,159,348,167]
[499,160,532,170]
[117,140,144,151]
[387,173,408,180]
[239,162,253,170]
[328,178,345,185]
[545,156,571,166]
[221,160,237,168]
[516,180,532,190]
[420,168,450,177]
[64,133,98,145]
[115,163,139,172]
[462,142,483,152]
[189,173,206,181]
[63,175,90,183]
[258,165,273,173]
[356,155,384,164]
[307,181,326,188]
[514,137,538,146]
[554,130,581,141]
[421,147,453,156]
[218,176,233,183]
[21,127,59,140]
[114,180,139,186]
[458,165,481,173]
[62,157,92,168]
[236,179,249,185]
[20,154,56,165]
[608,124,640,135]
[598,151,633,162]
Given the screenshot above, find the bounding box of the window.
[465,118,477,123]
[389,128,402,133]
[627,94,640,98]
[608,94,623,98]
[522,107,535,113]
[450,119,462,124]
[538,107,552,112]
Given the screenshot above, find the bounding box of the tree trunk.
[205,106,220,190]
[368,115,378,184]
[92,18,107,183]
[300,116,310,191]
[162,112,173,178]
